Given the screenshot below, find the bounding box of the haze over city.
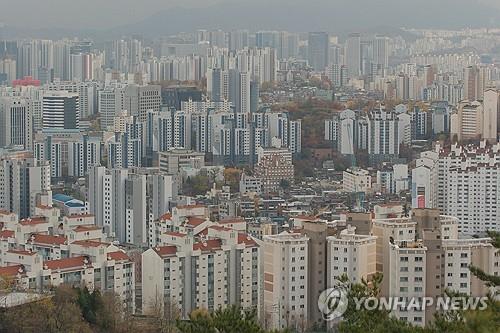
[0,1,499,333]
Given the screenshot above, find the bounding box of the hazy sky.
[1,0,500,31]
[0,0,224,29]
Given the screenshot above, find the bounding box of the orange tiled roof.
[193,239,222,251]
[0,264,25,277]
[72,225,101,232]
[71,239,108,247]
[185,217,205,227]
[0,230,15,239]
[107,251,130,261]
[7,249,37,256]
[218,217,245,224]
[159,212,172,220]
[44,256,91,270]
[154,245,177,257]
[19,217,47,226]
[29,234,67,246]
[164,231,187,237]
[238,233,258,247]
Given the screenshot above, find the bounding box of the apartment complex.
[412,141,500,234]
[142,212,259,317]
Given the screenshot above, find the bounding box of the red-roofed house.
[25,234,69,260]
[42,256,94,288]
[16,217,50,242]
[2,249,43,272]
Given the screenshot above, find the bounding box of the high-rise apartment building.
[0,97,32,150]
[0,150,51,218]
[308,32,329,71]
[263,232,309,331]
[412,142,500,234]
[482,89,499,141]
[142,226,259,317]
[345,33,361,79]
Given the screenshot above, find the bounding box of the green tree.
[176,306,291,333]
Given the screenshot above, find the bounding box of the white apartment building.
[0,96,32,150]
[142,226,259,317]
[343,167,371,193]
[0,150,51,219]
[388,240,427,326]
[46,81,98,119]
[34,129,102,178]
[372,217,416,296]
[263,231,309,331]
[443,238,500,296]
[0,214,135,311]
[368,108,400,159]
[327,226,377,284]
[412,142,500,234]
[451,101,482,141]
[482,89,498,141]
[239,173,262,195]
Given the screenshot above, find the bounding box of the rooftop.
[153,245,178,257]
[107,251,131,262]
[44,256,91,271]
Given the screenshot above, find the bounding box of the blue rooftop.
[52,194,74,203]
[65,202,85,208]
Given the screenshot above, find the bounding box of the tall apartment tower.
[308,32,329,71]
[300,221,327,328]
[345,33,361,79]
[482,89,498,141]
[0,97,32,150]
[463,66,479,101]
[0,151,51,218]
[42,91,79,129]
[263,232,309,331]
[373,35,389,70]
[123,84,161,122]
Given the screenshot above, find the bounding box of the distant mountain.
[108,0,500,38]
[3,0,500,40]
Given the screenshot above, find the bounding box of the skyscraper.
[0,151,51,219]
[308,32,329,71]
[345,33,361,79]
[0,97,32,150]
[482,89,499,141]
[373,35,389,70]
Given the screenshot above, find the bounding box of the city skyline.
[0,3,499,332]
